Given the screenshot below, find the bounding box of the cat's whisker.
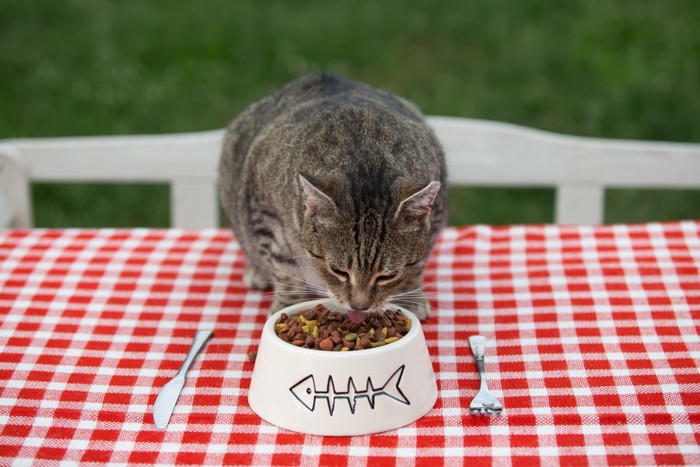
[321,299,346,316]
[256,276,330,307]
[378,308,400,334]
[393,299,429,310]
[391,278,444,299]
[318,305,334,323]
[262,288,330,302]
[392,289,442,298]
[246,259,326,292]
[263,280,326,292]
[392,293,437,303]
[260,281,324,294]
[262,292,327,300]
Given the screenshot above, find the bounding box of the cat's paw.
[243,264,272,290]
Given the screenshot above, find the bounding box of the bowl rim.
[261,298,422,358]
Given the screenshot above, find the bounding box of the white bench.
[1,116,699,228]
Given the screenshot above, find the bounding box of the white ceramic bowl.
[248,299,438,436]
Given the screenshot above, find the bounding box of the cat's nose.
[349,289,373,311]
[348,299,371,312]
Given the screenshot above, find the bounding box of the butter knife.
[153,329,214,429]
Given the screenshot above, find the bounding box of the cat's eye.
[329,266,350,281]
[307,250,324,260]
[375,273,398,285]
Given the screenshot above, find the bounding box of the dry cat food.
[274,304,411,351]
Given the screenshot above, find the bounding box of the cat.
[219,73,447,321]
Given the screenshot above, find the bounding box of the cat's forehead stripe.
[351,213,386,272]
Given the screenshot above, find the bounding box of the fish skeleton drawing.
[289,365,410,415]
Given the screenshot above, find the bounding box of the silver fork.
[468,335,503,415]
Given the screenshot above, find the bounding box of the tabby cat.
[219,73,447,320]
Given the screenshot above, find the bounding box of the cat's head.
[299,175,440,318]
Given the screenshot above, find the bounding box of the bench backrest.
[2,116,699,228]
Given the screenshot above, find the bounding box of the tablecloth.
[1,222,699,466]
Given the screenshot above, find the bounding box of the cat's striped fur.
[219,74,446,319]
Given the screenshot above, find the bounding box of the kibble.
[274,304,411,351]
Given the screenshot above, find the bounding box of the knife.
[153,329,214,429]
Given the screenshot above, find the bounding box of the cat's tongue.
[347,309,367,324]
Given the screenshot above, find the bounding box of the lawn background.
[1,0,698,227]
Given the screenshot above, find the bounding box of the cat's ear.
[299,174,338,217]
[395,181,441,224]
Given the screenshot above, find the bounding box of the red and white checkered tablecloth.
[1,222,699,466]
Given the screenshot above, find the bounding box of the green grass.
[2,0,699,227]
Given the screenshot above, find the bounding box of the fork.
[468,335,503,415]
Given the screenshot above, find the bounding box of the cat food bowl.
[248,298,438,436]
